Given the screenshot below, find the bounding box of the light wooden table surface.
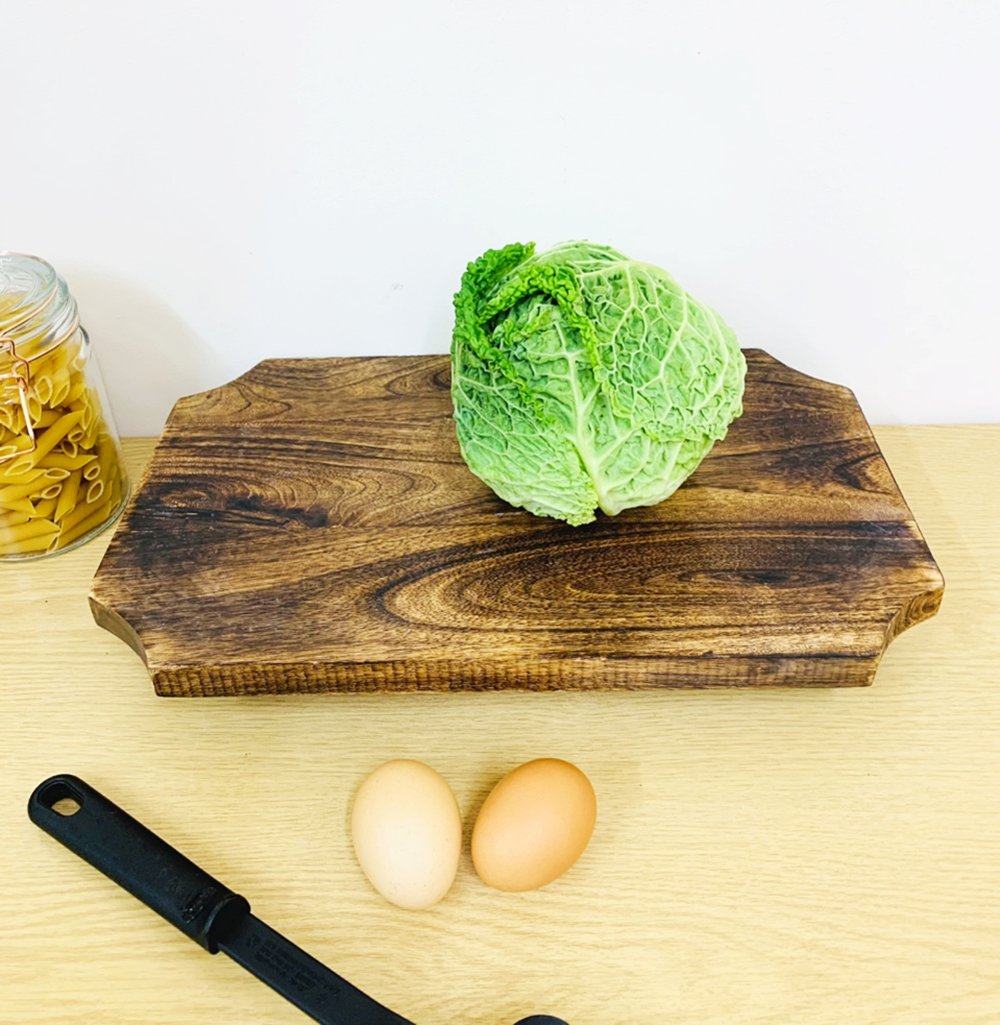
[3,428,999,1025]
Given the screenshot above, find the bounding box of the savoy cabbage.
[451,241,746,525]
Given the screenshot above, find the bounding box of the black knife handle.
[28,774,249,952]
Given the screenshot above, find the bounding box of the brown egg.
[471,758,597,892]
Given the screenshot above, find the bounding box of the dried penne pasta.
[54,470,81,522]
[26,392,43,422]
[63,377,87,405]
[51,361,71,396]
[80,398,95,432]
[1,530,61,556]
[58,491,111,532]
[3,426,25,450]
[52,379,72,406]
[0,467,45,486]
[56,500,113,548]
[95,432,116,485]
[33,376,53,405]
[0,510,31,529]
[3,455,34,476]
[23,409,84,468]
[0,478,48,504]
[33,407,62,428]
[0,517,58,543]
[1,498,35,516]
[32,496,58,519]
[1,403,26,435]
[36,452,97,472]
[2,252,128,558]
[49,344,74,374]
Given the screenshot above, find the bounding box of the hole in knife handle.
[38,779,84,816]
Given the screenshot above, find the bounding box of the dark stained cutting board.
[90,351,943,696]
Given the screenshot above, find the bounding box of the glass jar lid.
[0,252,79,365]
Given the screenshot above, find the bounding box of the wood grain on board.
[90,351,943,695]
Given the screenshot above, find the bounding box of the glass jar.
[1,252,129,559]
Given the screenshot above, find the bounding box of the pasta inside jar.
[1,253,129,559]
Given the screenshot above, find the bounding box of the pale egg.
[471,758,597,892]
[351,759,462,910]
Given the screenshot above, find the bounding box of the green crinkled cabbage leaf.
[451,240,746,526]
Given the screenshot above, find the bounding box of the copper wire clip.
[0,334,37,461]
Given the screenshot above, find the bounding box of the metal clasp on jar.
[0,334,37,462]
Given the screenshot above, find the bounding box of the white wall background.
[5,0,998,434]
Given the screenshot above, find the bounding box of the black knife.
[29,774,569,1025]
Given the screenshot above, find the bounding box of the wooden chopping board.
[90,351,943,696]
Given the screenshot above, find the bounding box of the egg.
[471,758,597,892]
[351,760,462,910]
